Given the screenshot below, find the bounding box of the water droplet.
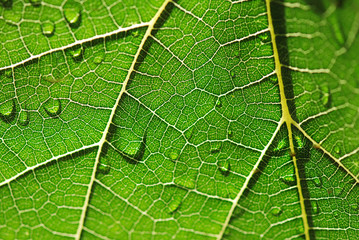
[185,126,195,140]
[259,32,270,43]
[295,135,303,149]
[30,0,41,6]
[328,12,345,46]
[132,30,139,38]
[18,110,29,126]
[320,83,331,108]
[93,54,104,64]
[43,98,61,117]
[334,187,343,197]
[71,47,83,60]
[122,138,145,161]
[211,142,222,153]
[281,174,296,185]
[311,201,319,214]
[5,69,12,78]
[64,6,81,27]
[98,157,110,174]
[230,71,235,78]
[233,49,240,58]
[274,138,287,151]
[41,21,55,36]
[228,129,233,137]
[169,150,179,161]
[218,160,230,175]
[167,197,182,214]
[313,177,322,187]
[334,144,341,154]
[0,99,15,122]
[216,99,222,108]
[176,176,195,189]
[270,207,282,216]
[350,203,358,210]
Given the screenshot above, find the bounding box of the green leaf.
[1,0,358,239]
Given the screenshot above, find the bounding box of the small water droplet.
[176,176,195,189]
[295,135,303,149]
[350,203,358,210]
[233,49,240,58]
[313,177,322,187]
[167,197,182,214]
[230,71,235,78]
[216,98,222,108]
[122,138,145,161]
[281,174,296,185]
[41,21,55,36]
[132,30,139,38]
[334,144,341,154]
[211,142,222,153]
[270,206,282,216]
[5,69,12,78]
[30,0,41,6]
[71,46,83,60]
[93,54,104,64]
[98,157,110,174]
[169,150,179,161]
[320,83,331,108]
[312,201,319,214]
[218,160,230,175]
[274,138,287,151]
[18,110,29,126]
[0,99,15,122]
[64,5,81,27]
[43,98,61,117]
[329,12,345,46]
[228,129,233,137]
[259,32,270,43]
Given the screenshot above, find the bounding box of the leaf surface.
[0,0,358,239]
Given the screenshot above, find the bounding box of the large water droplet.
[64,6,81,27]
[311,201,319,214]
[30,0,41,6]
[43,98,61,117]
[218,160,230,175]
[167,197,182,214]
[320,83,331,108]
[313,177,322,187]
[270,207,282,216]
[42,21,55,36]
[211,142,222,153]
[0,99,15,122]
[71,47,83,60]
[18,110,29,126]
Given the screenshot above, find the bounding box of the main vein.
[265,0,310,240]
[74,0,173,239]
